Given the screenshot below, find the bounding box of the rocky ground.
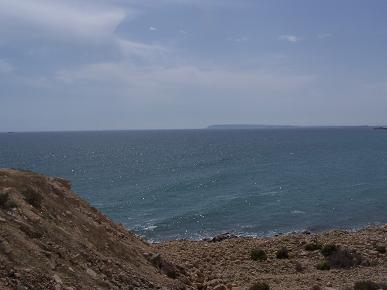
[1,168,386,290]
[157,228,387,289]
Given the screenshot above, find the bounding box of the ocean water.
[1,128,387,240]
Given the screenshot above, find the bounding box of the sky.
[1,0,387,131]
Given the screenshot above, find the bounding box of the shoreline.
[141,222,387,244]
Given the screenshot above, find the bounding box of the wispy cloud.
[278,35,301,43]
[0,0,129,41]
[149,26,158,31]
[0,0,168,65]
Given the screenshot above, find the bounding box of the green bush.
[326,248,362,269]
[294,261,303,272]
[320,244,338,257]
[276,247,289,259]
[249,282,270,290]
[316,261,330,270]
[375,245,386,254]
[304,242,322,251]
[22,188,42,208]
[0,192,17,209]
[0,192,9,207]
[250,248,267,261]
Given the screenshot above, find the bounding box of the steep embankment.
[0,169,189,290]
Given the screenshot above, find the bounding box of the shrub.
[326,248,362,269]
[310,286,322,290]
[250,248,267,261]
[353,281,381,290]
[375,245,386,254]
[294,261,303,272]
[249,282,270,290]
[316,261,330,270]
[276,247,289,259]
[5,200,17,209]
[320,244,338,257]
[305,242,322,251]
[0,192,9,207]
[0,192,17,209]
[22,188,42,208]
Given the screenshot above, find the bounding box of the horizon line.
[1,124,384,134]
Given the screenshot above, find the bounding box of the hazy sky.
[1,0,387,131]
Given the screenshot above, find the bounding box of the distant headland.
[206,124,372,130]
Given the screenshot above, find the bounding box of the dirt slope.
[0,169,190,290]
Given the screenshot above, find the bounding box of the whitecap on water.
[291,210,306,215]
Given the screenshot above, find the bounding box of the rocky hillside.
[0,169,190,290]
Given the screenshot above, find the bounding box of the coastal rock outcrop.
[0,169,190,289]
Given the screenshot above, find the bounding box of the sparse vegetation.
[316,261,330,270]
[326,248,362,269]
[304,241,322,251]
[0,192,17,209]
[294,261,303,272]
[250,248,267,261]
[249,282,270,290]
[276,246,289,259]
[22,188,43,208]
[320,243,338,257]
[353,280,387,290]
[375,245,386,254]
[0,192,9,207]
[310,286,322,290]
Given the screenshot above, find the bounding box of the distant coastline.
[207,124,372,130]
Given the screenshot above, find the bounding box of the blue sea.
[1,128,387,240]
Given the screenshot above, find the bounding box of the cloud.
[0,0,168,67]
[117,39,168,59]
[149,26,158,31]
[278,35,301,43]
[317,33,333,39]
[0,0,129,42]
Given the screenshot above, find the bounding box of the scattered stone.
[0,239,12,254]
[53,274,63,284]
[210,233,237,242]
[86,268,97,278]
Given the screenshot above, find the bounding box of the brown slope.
[0,169,190,290]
